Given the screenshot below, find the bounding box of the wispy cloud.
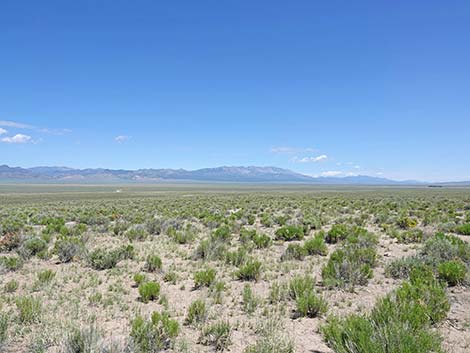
[270,146,315,154]
[115,135,131,143]
[0,120,34,129]
[0,120,70,135]
[320,170,342,177]
[0,128,7,135]
[294,154,328,163]
[1,133,33,144]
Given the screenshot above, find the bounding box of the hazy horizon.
[1,1,470,182]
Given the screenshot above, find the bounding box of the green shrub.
[242,284,259,314]
[225,248,249,267]
[125,227,148,241]
[63,325,101,353]
[322,232,377,288]
[133,273,146,287]
[144,254,162,272]
[195,238,227,261]
[275,226,304,241]
[438,260,466,286]
[185,299,207,325]
[289,275,315,300]
[322,275,448,353]
[138,281,160,303]
[236,260,262,281]
[88,248,120,270]
[33,269,56,290]
[0,313,8,346]
[20,237,48,258]
[0,255,23,272]
[296,291,327,318]
[281,243,307,261]
[322,248,374,288]
[4,279,19,293]
[326,224,349,243]
[200,321,232,351]
[54,236,83,263]
[16,296,42,324]
[397,216,418,229]
[212,225,231,241]
[116,244,135,260]
[130,311,179,352]
[395,229,424,243]
[303,234,328,256]
[163,271,178,284]
[240,228,257,243]
[385,256,424,279]
[194,267,216,288]
[252,233,272,249]
[455,223,470,235]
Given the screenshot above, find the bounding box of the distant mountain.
[0,164,466,185]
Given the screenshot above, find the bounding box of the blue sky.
[1,1,469,182]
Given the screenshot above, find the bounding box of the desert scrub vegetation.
[130,311,179,351]
[385,232,470,283]
[322,228,378,288]
[322,267,450,353]
[199,320,232,351]
[138,281,160,303]
[1,187,470,352]
[185,299,208,326]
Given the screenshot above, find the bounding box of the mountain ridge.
[0,164,467,185]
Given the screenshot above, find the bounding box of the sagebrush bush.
[242,284,259,314]
[19,237,48,258]
[0,255,23,272]
[88,248,120,270]
[0,313,8,346]
[54,236,83,263]
[275,226,304,241]
[138,281,160,303]
[16,296,42,324]
[289,275,315,300]
[438,260,466,286]
[326,224,348,243]
[200,320,232,351]
[4,279,19,293]
[322,274,449,353]
[296,291,327,318]
[322,231,377,288]
[236,260,262,281]
[194,267,216,288]
[144,254,162,272]
[133,273,146,287]
[130,311,179,352]
[281,243,307,261]
[185,299,207,325]
[455,223,470,235]
[303,233,328,256]
[252,233,272,249]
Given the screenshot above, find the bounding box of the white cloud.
[0,120,70,135]
[0,128,7,135]
[354,165,360,169]
[0,120,34,129]
[115,135,131,143]
[270,146,315,154]
[1,133,33,144]
[320,171,343,177]
[295,154,328,163]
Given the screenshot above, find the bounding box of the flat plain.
[1,184,469,353]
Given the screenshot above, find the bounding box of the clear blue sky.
[1,1,469,181]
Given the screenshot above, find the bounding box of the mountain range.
[0,165,468,185]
